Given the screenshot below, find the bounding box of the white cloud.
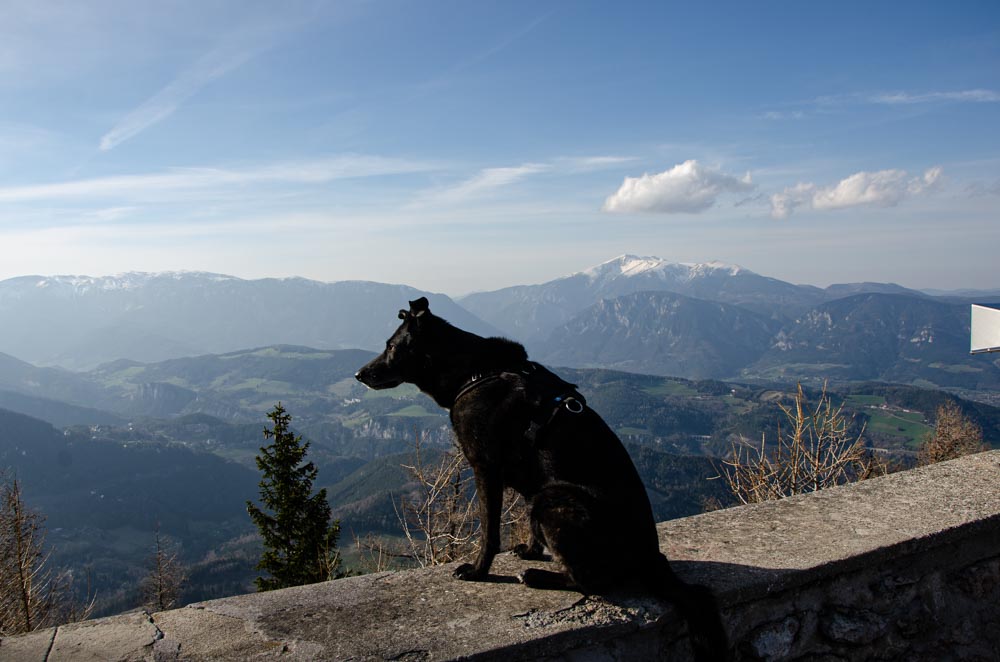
[0,155,438,203]
[965,178,1000,197]
[415,163,549,206]
[870,89,1000,105]
[99,42,257,151]
[564,155,638,169]
[761,110,804,120]
[769,183,816,220]
[761,89,1000,120]
[812,169,910,210]
[95,9,314,152]
[770,166,943,219]
[602,160,754,214]
[84,206,139,223]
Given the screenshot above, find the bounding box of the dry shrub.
[917,400,989,466]
[0,477,94,635]
[140,526,186,612]
[718,383,886,505]
[355,433,528,572]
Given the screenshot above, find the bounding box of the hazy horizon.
[2,2,999,294]
[3,253,999,300]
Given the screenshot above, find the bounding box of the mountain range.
[0,273,495,369]
[536,291,781,379]
[458,255,934,341]
[0,255,996,390]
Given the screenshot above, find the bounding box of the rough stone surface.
[49,611,160,661]
[749,616,799,660]
[0,629,55,661]
[2,450,999,661]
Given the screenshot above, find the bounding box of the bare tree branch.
[717,383,887,505]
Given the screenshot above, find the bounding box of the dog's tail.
[654,554,730,662]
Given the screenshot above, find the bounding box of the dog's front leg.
[453,468,503,581]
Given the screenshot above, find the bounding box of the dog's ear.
[409,297,430,318]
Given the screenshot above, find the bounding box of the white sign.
[971,304,1000,354]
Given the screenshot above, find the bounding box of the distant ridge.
[0,272,499,369]
[536,290,779,379]
[1,257,992,389]
[459,254,826,343]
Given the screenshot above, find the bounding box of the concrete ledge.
[3,450,999,661]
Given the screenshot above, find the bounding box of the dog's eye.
[386,342,395,351]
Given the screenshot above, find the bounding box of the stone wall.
[2,450,998,661]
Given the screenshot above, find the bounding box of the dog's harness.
[452,361,586,443]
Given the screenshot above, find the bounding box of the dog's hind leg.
[522,483,614,595]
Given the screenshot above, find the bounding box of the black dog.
[356,297,728,660]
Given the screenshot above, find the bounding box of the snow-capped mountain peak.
[581,254,749,283]
[29,271,241,294]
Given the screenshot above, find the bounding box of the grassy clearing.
[221,347,335,360]
[642,380,698,397]
[327,377,360,397]
[753,363,851,379]
[388,405,439,418]
[866,410,931,447]
[928,362,982,374]
[363,384,421,400]
[227,378,296,394]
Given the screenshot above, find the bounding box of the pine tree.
[247,403,342,591]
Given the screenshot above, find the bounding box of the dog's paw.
[517,568,545,586]
[452,563,485,581]
[511,543,547,561]
[518,568,573,590]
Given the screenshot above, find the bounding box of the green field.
[866,409,931,447]
[752,363,851,379]
[642,379,697,396]
[928,362,983,374]
[363,384,421,400]
[327,377,359,397]
[227,378,297,394]
[222,347,336,360]
[388,405,439,418]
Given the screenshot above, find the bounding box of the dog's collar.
[451,371,508,408]
[452,362,540,408]
[451,362,586,418]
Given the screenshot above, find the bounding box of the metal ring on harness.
[564,399,584,414]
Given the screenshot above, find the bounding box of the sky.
[1,0,999,295]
